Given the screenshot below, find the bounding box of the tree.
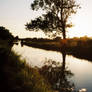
[26,0,80,39]
[0,26,14,40]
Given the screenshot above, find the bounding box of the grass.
[0,39,53,92]
[65,38,92,61]
[21,37,92,61]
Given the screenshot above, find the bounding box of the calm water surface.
[12,43,92,92]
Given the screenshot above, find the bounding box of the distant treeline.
[20,37,61,42]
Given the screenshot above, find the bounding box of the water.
[12,43,92,92]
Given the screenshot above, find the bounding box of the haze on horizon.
[0,0,92,38]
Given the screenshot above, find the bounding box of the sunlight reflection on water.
[79,88,87,92]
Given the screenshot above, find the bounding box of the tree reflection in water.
[39,52,76,92]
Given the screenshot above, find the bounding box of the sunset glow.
[0,0,92,38]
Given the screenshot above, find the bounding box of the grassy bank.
[66,38,92,61]
[21,37,92,61]
[0,40,52,92]
[21,37,61,51]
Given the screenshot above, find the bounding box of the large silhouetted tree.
[26,0,80,39]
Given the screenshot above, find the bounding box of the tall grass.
[0,40,53,92]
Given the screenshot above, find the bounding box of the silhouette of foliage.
[26,0,80,39]
[0,26,14,40]
[39,53,75,92]
[0,42,52,92]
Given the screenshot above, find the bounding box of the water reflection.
[79,88,87,92]
[39,52,76,92]
[12,42,92,92]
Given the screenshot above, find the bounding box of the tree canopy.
[0,26,14,40]
[26,0,80,39]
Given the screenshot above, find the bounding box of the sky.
[0,0,92,38]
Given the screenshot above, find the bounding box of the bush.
[0,26,14,41]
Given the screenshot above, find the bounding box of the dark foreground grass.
[0,40,52,92]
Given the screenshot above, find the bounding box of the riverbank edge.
[21,38,92,61]
[0,40,53,92]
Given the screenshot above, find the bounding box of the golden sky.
[0,0,92,38]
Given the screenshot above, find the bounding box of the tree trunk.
[62,28,66,39]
